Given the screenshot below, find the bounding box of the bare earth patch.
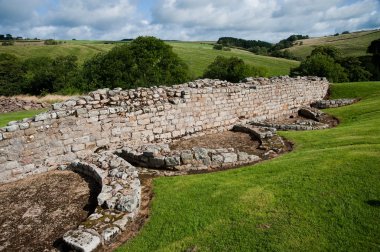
[170,131,263,155]
[0,170,97,251]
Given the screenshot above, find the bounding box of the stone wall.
[0,76,329,183]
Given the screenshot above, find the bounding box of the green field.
[168,42,299,77]
[116,81,380,251]
[0,109,47,127]
[288,30,380,60]
[0,40,299,78]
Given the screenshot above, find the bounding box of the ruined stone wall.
[0,76,329,183]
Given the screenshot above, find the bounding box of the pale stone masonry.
[0,76,329,183]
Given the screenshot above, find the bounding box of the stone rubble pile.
[0,97,48,113]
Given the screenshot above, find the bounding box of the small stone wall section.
[0,76,329,183]
[62,152,141,252]
[311,98,358,109]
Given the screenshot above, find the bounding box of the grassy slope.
[0,109,47,127]
[117,82,380,252]
[0,41,115,65]
[0,40,299,77]
[169,42,299,77]
[288,30,380,60]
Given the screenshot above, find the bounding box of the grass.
[117,81,380,251]
[0,40,299,77]
[168,42,299,77]
[0,109,47,127]
[288,29,380,60]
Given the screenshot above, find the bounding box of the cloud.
[0,0,379,41]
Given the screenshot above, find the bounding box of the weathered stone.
[5,124,19,132]
[221,153,238,163]
[180,151,193,164]
[165,156,181,167]
[97,192,112,206]
[63,229,101,252]
[102,226,120,242]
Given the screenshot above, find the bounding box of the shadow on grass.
[366,200,380,207]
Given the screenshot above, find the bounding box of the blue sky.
[0,0,379,42]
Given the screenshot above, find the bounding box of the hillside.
[287,29,380,60]
[0,40,299,78]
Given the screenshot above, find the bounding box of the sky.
[0,0,379,42]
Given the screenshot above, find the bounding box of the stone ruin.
[0,76,343,251]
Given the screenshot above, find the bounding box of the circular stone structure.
[0,170,98,251]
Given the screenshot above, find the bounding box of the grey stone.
[113,215,130,230]
[19,122,29,130]
[165,156,181,167]
[63,229,101,252]
[5,124,19,132]
[238,152,249,161]
[180,151,193,164]
[97,192,112,206]
[116,195,139,212]
[34,113,50,122]
[211,154,224,163]
[221,153,238,163]
[102,226,120,242]
[148,156,165,168]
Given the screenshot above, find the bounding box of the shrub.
[1,41,14,46]
[0,53,25,96]
[203,56,267,82]
[290,54,348,83]
[44,39,59,45]
[213,44,223,50]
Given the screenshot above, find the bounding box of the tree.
[310,45,342,60]
[0,53,25,96]
[368,39,380,56]
[290,54,348,83]
[83,36,189,90]
[338,57,371,82]
[203,56,267,82]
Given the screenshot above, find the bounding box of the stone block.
[102,226,120,242]
[6,124,19,132]
[63,229,101,252]
[165,156,181,167]
[221,153,238,163]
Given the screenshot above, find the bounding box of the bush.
[203,56,267,82]
[44,39,59,45]
[82,36,189,90]
[213,44,223,50]
[290,54,348,83]
[0,53,25,96]
[1,41,14,46]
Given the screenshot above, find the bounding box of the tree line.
[216,35,309,60]
[290,39,380,82]
[0,36,267,96]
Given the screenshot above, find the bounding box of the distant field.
[0,40,299,78]
[287,30,380,60]
[0,40,115,64]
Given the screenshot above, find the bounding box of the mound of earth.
[0,170,99,251]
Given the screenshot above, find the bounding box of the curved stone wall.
[0,76,329,183]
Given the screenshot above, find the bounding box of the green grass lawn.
[288,30,380,60]
[0,109,47,127]
[0,40,299,77]
[117,81,380,251]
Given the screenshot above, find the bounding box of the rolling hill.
[287,29,380,60]
[0,40,299,78]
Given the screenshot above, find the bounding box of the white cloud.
[0,0,379,42]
